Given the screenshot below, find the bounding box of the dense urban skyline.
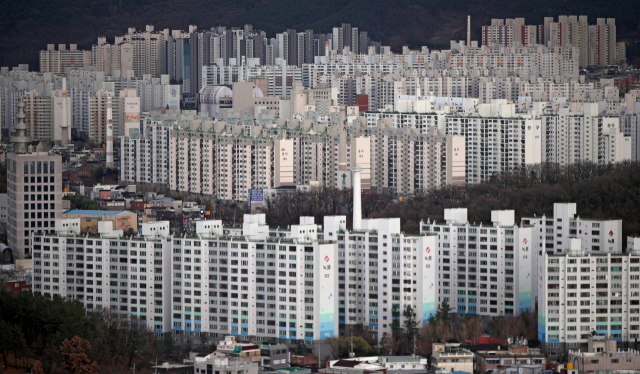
[1,5,640,374]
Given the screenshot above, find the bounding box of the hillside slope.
[1,0,639,68]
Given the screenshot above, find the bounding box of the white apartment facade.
[521,202,623,314]
[536,237,640,359]
[32,212,442,344]
[32,216,339,344]
[445,113,542,184]
[420,208,535,319]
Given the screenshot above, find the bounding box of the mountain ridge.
[1,0,639,69]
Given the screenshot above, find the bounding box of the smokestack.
[467,15,471,47]
[352,165,362,231]
[106,96,113,168]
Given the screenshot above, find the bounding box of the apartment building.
[541,106,632,165]
[118,109,209,185]
[39,44,92,74]
[521,203,622,255]
[202,65,303,98]
[420,208,535,319]
[359,124,465,195]
[22,83,71,145]
[87,88,140,142]
[32,215,338,343]
[445,108,542,184]
[521,202,622,316]
[537,238,640,358]
[481,19,522,47]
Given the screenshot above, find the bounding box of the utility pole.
[318,339,322,368]
[413,333,417,358]
[349,333,355,358]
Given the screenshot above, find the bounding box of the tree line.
[264,161,640,246]
[326,302,539,360]
[416,301,539,356]
[0,289,207,374]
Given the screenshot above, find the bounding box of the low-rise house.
[215,336,262,363]
[327,356,428,374]
[151,362,194,374]
[464,338,546,373]
[192,356,259,374]
[431,340,474,374]
[257,341,290,369]
[569,337,640,373]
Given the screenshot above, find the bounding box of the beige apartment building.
[39,44,92,74]
[87,88,140,143]
[22,82,71,145]
[120,110,463,202]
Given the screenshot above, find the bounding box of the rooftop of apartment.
[473,349,544,359]
[569,348,640,358]
[64,209,130,216]
[521,216,620,222]
[546,249,640,257]
[422,221,533,229]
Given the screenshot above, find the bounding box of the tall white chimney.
[467,15,471,47]
[106,96,114,168]
[352,165,362,230]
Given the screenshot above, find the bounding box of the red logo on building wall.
[324,256,330,262]
[609,231,614,237]
[523,238,528,245]
[426,247,431,254]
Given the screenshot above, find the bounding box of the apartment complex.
[482,16,624,67]
[32,209,438,345]
[87,23,379,96]
[119,109,463,200]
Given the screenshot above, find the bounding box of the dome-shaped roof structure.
[200,86,233,104]
[199,85,233,119]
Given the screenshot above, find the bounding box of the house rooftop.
[64,209,125,215]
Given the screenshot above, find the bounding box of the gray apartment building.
[7,98,62,258]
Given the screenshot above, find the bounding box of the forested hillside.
[1,0,640,69]
[264,162,640,245]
